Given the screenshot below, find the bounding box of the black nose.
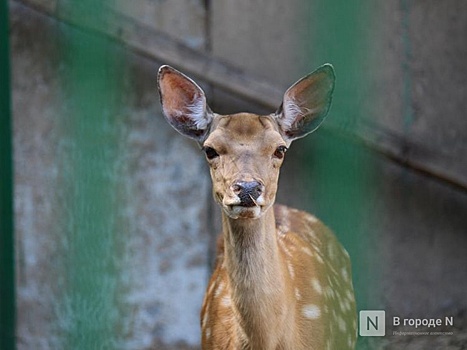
[232,181,263,207]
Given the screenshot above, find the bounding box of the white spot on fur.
[311,278,323,294]
[339,299,346,312]
[301,246,313,257]
[295,288,302,300]
[277,225,289,235]
[207,280,216,295]
[346,289,354,302]
[287,261,295,279]
[343,299,352,312]
[338,316,347,332]
[342,246,350,258]
[341,267,349,282]
[314,245,322,255]
[280,239,293,258]
[315,254,324,264]
[202,311,209,328]
[306,215,318,224]
[214,282,224,297]
[221,295,232,308]
[325,286,335,299]
[306,229,318,241]
[302,304,321,319]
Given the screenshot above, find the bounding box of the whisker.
[248,194,259,206]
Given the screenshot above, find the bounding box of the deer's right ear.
[157,65,212,142]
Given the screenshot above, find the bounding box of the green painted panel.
[303,1,382,348]
[56,1,127,348]
[0,0,16,349]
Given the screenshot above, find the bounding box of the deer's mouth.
[227,205,262,219]
[223,196,265,219]
[222,187,266,219]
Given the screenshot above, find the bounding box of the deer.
[157,64,357,350]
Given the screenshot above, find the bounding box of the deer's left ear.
[157,65,213,142]
[275,64,335,142]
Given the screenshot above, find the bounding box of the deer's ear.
[275,64,335,142]
[157,65,213,141]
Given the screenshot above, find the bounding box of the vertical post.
[303,0,378,347]
[0,0,16,349]
[57,1,125,347]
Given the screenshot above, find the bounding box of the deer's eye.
[273,145,288,159]
[203,146,219,160]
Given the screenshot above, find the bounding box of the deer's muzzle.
[231,180,264,208]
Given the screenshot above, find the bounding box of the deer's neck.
[222,208,293,348]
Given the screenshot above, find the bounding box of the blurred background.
[1,0,467,349]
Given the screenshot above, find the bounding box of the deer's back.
[273,204,357,348]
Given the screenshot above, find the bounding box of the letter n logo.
[359,310,386,336]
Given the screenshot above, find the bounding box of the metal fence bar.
[57,1,125,347]
[304,1,378,348]
[0,0,16,349]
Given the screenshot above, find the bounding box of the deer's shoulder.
[273,204,351,265]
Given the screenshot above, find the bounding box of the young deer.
[157,65,357,350]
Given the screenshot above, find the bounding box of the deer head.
[157,65,335,220]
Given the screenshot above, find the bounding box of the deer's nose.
[232,181,263,207]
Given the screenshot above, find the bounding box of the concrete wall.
[10,0,467,349]
[212,0,467,189]
[11,2,211,349]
